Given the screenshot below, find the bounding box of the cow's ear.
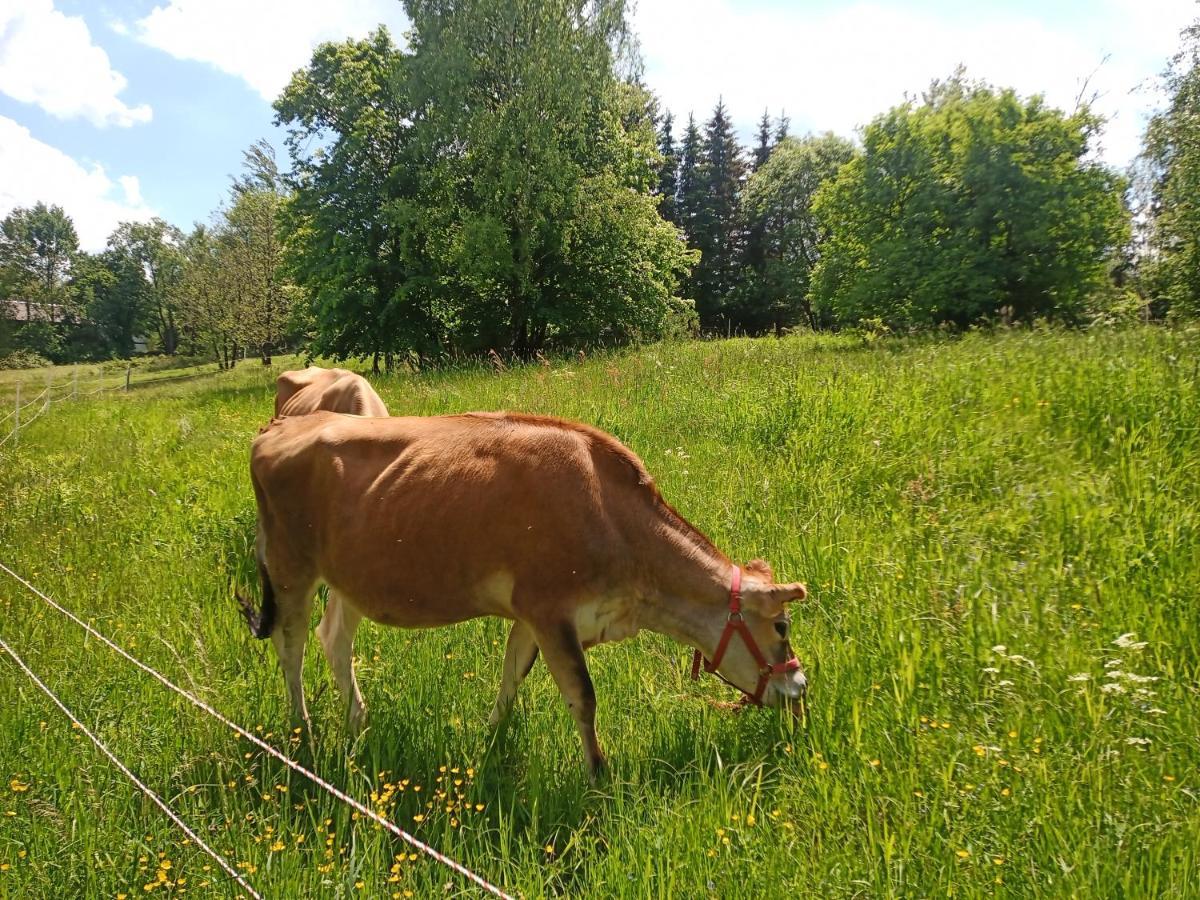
[745,581,807,618]
[744,558,774,581]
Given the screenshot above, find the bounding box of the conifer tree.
[656,111,679,223]
[692,98,746,327]
[774,112,790,145]
[752,109,773,172]
[675,113,705,247]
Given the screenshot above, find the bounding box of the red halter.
[690,566,801,706]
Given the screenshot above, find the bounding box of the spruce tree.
[774,111,790,145]
[656,111,679,223]
[693,98,746,328]
[676,113,706,248]
[752,109,773,172]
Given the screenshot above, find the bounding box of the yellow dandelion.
[1,863,10,871]
[869,759,881,768]
[993,857,1005,865]
[544,844,555,855]
[956,849,970,859]
[1164,775,1176,782]
[269,841,285,852]
[8,780,29,793]
[818,761,829,771]
[412,814,424,823]
[746,814,756,826]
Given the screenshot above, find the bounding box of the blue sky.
[0,0,1195,250]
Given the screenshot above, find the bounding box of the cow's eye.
[774,621,789,640]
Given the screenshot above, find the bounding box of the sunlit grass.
[0,325,1197,897]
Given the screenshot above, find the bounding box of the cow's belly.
[322,563,518,629]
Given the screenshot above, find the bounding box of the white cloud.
[0,116,156,251]
[634,0,1196,168]
[130,0,408,102]
[0,0,151,127]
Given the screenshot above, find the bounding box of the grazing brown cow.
[241,411,808,776]
[274,366,389,418]
[264,365,391,697]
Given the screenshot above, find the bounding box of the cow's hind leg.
[488,620,539,728]
[268,579,317,736]
[534,621,605,779]
[316,590,366,733]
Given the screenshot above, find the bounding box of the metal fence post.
[125,364,132,392]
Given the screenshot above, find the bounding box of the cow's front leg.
[488,620,539,728]
[317,590,367,732]
[535,621,605,779]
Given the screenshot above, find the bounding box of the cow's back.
[275,366,388,417]
[251,412,631,627]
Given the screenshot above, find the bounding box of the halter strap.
[690,566,800,706]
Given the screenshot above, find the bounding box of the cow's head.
[706,559,808,710]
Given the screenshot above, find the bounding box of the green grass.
[0,326,1197,898]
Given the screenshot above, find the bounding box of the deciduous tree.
[810,75,1129,328]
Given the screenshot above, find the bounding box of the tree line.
[2,1,1198,369]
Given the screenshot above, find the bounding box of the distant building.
[2,298,70,323]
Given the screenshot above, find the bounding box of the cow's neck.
[633,518,734,659]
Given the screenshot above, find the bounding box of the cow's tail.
[237,554,277,640]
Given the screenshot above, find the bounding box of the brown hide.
[274,366,389,418]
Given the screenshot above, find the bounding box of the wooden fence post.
[125,364,132,392]
[12,382,19,445]
[44,374,51,411]
[73,368,78,400]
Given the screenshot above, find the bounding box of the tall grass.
[0,326,1197,898]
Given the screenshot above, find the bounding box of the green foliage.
[277,5,692,364]
[275,29,419,366]
[687,99,747,329]
[656,111,679,223]
[737,133,856,332]
[0,327,1198,896]
[1136,19,1200,319]
[810,76,1130,328]
[0,202,79,308]
[68,249,151,359]
[0,349,53,369]
[108,219,185,354]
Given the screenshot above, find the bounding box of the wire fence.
[0,560,515,900]
[1,364,148,449]
[0,634,262,899]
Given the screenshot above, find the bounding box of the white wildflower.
[1006,654,1037,670]
[1067,673,1091,682]
[982,667,1000,674]
[1104,671,1127,681]
[1113,633,1147,651]
[1100,682,1127,694]
[992,645,1008,655]
[996,680,1014,687]
[1104,658,1123,668]
[1147,708,1167,716]
[1124,736,1152,746]
[1122,673,1158,684]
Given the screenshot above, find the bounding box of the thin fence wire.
[0,561,515,900]
[0,633,262,900]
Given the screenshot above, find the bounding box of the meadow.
[0,325,1197,898]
